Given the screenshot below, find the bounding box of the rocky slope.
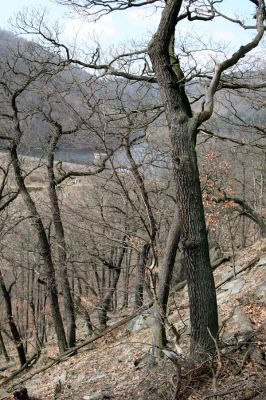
[0,240,266,400]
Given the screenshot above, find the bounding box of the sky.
[0,0,262,55]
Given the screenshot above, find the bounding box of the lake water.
[21,147,95,164]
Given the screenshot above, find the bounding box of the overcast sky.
[0,0,261,54]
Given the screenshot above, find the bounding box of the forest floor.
[1,240,266,400]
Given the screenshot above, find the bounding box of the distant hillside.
[0,30,161,163]
[0,30,118,158]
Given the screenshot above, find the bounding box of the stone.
[118,353,132,363]
[257,257,266,267]
[222,280,245,294]
[222,306,253,343]
[127,315,148,332]
[216,291,229,304]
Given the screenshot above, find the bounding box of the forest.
[0,1,266,399]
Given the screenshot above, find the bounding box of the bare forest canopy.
[0,29,265,163]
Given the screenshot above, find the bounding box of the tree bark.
[0,329,10,362]
[152,208,181,352]
[122,247,132,308]
[98,243,126,329]
[47,140,76,348]
[76,276,93,335]
[148,0,218,355]
[10,146,68,353]
[0,269,27,366]
[125,139,157,310]
[172,121,219,354]
[134,243,150,309]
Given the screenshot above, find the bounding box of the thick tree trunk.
[148,0,218,355]
[47,145,76,348]
[0,270,27,366]
[171,122,218,354]
[10,146,68,353]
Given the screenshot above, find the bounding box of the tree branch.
[198,0,265,125]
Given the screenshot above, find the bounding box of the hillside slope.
[0,240,265,400]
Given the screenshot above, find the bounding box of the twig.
[162,350,182,400]
[203,382,246,399]
[207,327,222,391]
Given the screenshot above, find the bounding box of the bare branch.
[198,0,266,125]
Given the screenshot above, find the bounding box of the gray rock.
[222,306,253,343]
[257,257,266,267]
[127,315,148,332]
[118,353,132,363]
[216,290,228,303]
[222,280,245,293]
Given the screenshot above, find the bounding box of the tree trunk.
[125,139,157,310]
[241,164,247,248]
[171,122,218,354]
[0,329,10,362]
[98,244,126,329]
[148,0,218,355]
[122,248,132,308]
[29,268,43,351]
[47,143,76,348]
[0,269,27,366]
[152,208,181,352]
[134,243,150,309]
[77,277,93,335]
[10,146,68,353]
